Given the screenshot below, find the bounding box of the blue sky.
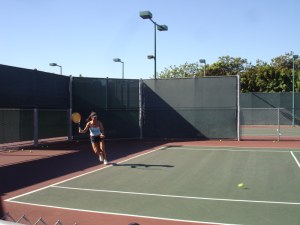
[1,0,299,79]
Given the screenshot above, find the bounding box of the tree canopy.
[158,53,300,93]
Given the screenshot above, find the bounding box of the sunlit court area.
[1,143,300,225]
[1,63,300,225]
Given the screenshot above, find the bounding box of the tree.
[159,62,203,79]
[207,56,248,76]
[240,63,258,92]
[270,53,299,92]
[253,61,278,92]
[158,54,299,93]
[244,53,300,93]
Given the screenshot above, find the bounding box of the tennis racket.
[71,112,81,127]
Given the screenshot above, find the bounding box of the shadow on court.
[0,140,166,196]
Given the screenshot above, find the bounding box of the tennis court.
[5,145,300,225]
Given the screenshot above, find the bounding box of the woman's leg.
[99,140,107,161]
[91,142,101,160]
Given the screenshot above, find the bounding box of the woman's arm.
[99,121,105,137]
[79,122,90,133]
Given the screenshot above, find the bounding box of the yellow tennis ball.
[238,183,244,188]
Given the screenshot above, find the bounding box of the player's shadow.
[112,163,174,169]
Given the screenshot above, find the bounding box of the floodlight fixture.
[113,58,121,62]
[139,11,152,19]
[139,10,168,79]
[49,63,62,75]
[157,25,168,31]
[113,58,124,79]
[147,55,155,59]
[199,59,206,77]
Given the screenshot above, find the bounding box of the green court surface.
[7,146,300,225]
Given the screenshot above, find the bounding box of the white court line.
[5,201,241,225]
[168,147,300,153]
[5,146,168,202]
[291,151,300,168]
[52,185,300,206]
[167,145,300,150]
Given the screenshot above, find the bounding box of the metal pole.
[60,66,62,75]
[277,108,280,142]
[139,79,143,139]
[237,75,240,141]
[68,75,73,141]
[292,57,295,126]
[106,77,109,111]
[154,23,157,79]
[122,62,124,79]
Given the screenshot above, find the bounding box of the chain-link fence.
[240,108,300,140]
[1,212,77,225]
[0,109,70,146]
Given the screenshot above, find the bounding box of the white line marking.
[168,145,300,150]
[53,186,300,206]
[168,147,300,153]
[6,200,243,225]
[291,151,300,168]
[5,146,167,202]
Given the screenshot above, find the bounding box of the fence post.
[237,75,240,141]
[139,79,143,140]
[68,75,73,141]
[277,108,280,142]
[106,77,109,111]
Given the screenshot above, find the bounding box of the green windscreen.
[72,78,140,139]
[142,77,238,139]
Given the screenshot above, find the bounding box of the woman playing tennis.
[79,112,108,165]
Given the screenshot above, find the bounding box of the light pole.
[292,54,298,126]
[113,58,124,79]
[49,63,62,75]
[140,11,168,79]
[199,59,206,77]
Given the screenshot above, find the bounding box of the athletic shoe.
[99,153,103,162]
[104,159,108,165]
